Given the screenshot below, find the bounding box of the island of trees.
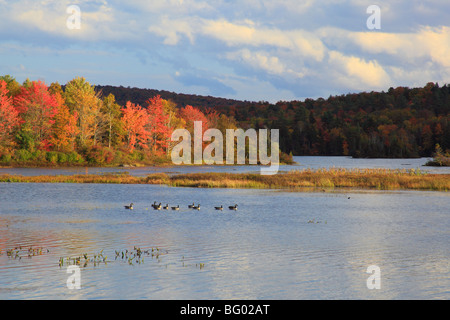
[0,75,449,167]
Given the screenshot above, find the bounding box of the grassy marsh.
[0,168,448,191]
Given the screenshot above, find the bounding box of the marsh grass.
[164,168,449,191]
[0,168,448,191]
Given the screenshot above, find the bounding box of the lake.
[1,156,450,176]
[0,157,449,300]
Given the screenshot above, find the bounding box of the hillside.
[94,85,253,111]
[94,82,450,158]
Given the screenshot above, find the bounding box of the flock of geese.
[124,202,238,211]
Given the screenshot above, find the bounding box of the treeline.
[2,75,449,166]
[0,75,241,166]
[95,82,450,158]
[214,83,450,158]
[94,85,251,112]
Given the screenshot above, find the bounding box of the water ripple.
[1,182,449,299]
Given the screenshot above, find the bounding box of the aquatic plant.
[59,250,107,267]
[196,263,205,270]
[113,246,169,265]
[180,256,205,270]
[48,246,209,271]
[3,246,50,260]
[307,219,327,224]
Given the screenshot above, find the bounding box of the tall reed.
[0,168,448,191]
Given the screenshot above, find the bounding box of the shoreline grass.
[0,168,448,191]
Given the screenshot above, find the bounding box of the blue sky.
[1,0,449,103]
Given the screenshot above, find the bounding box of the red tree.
[204,108,220,128]
[48,86,79,152]
[146,95,170,153]
[121,101,149,151]
[14,81,59,150]
[0,80,20,147]
[179,105,209,135]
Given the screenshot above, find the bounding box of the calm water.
[0,157,449,300]
[1,156,449,176]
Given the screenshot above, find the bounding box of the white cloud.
[389,64,437,88]
[328,51,391,89]
[201,19,256,46]
[318,24,450,91]
[148,16,196,45]
[417,26,450,68]
[125,0,212,14]
[226,49,304,78]
[263,0,316,14]
[200,19,325,61]
[348,26,450,67]
[145,16,327,86]
[3,0,135,41]
[146,16,326,60]
[1,0,450,101]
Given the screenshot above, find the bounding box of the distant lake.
[1,156,449,177]
[0,157,449,300]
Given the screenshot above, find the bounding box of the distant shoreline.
[0,157,295,169]
[1,169,448,191]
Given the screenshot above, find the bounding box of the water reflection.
[0,182,449,299]
[1,156,449,177]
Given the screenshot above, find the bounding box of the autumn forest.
[0,75,242,166]
[92,81,450,159]
[0,75,449,166]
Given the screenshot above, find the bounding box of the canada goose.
[214,205,223,210]
[188,202,195,208]
[153,203,162,210]
[124,203,134,210]
[228,204,238,210]
[151,201,158,209]
[192,204,200,210]
[171,205,180,210]
[163,204,169,210]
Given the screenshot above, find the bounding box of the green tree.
[101,93,124,149]
[64,77,102,148]
[0,75,21,97]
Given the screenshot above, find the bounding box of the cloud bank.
[0,0,449,102]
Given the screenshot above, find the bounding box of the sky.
[1,0,450,103]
